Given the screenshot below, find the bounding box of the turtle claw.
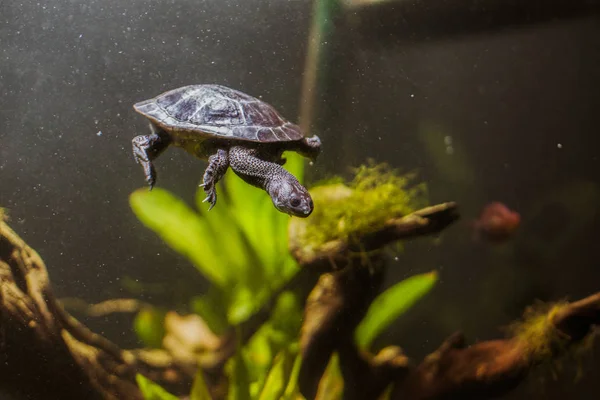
[202,188,217,210]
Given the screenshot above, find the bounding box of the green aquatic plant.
[301,161,427,250]
[136,374,179,400]
[131,153,307,398]
[134,268,437,400]
[133,306,167,348]
[129,154,304,327]
[131,157,438,400]
[355,271,438,349]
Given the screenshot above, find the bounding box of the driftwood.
[0,217,194,400]
[325,284,600,400]
[289,201,460,272]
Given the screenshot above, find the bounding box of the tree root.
[0,218,194,400]
[299,265,600,400]
[389,291,600,400]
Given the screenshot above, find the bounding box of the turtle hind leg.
[295,135,322,161]
[132,125,171,190]
[201,148,230,210]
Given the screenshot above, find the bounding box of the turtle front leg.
[201,148,230,210]
[132,126,171,189]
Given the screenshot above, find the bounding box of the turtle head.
[267,176,314,218]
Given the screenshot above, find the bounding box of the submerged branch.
[290,201,459,271]
[390,290,600,399]
[299,259,600,400]
[60,297,149,317]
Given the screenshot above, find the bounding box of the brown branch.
[0,218,194,400]
[59,298,149,317]
[290,201,459,271]
[390,292,600,400]
[333,287,600,400]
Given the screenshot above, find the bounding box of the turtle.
[131,84,321,217]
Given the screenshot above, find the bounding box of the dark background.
[2,0,600,398]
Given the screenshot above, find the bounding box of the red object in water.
[473,202,521,243]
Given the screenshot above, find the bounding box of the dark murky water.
[2,1,600,399]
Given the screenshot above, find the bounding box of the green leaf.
[355,271,438,349]
[283,152,305,182]
[282,353,302,398]
[227,345,252,400]
[190,369,213,400]
[194,184,267,290]
[315,353,343,400]
[257,350,294,400]
[227,285,262,325]
[133,307,166,348]
[190,289,230,336]
[270,291,302,340]
[129,188,229,286]
[244,325,275,384]
[136,374,179,400]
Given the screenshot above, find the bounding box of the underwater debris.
[300,161,428,250]
[472,202,520,243]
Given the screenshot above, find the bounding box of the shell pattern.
[134,84,303,143]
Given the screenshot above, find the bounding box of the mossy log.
[0,218,194,400]
[290,200,459,272]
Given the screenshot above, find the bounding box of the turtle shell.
[134,84,303,143]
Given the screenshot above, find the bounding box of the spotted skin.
[227,147,313,217]
[131,125,171,189]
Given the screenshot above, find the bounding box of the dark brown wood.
[289,201,460,271]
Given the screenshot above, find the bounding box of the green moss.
[508,301,570,362]
[302,160,427,249]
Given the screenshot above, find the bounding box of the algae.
[508,301,570,362]
[302,160,427,249]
